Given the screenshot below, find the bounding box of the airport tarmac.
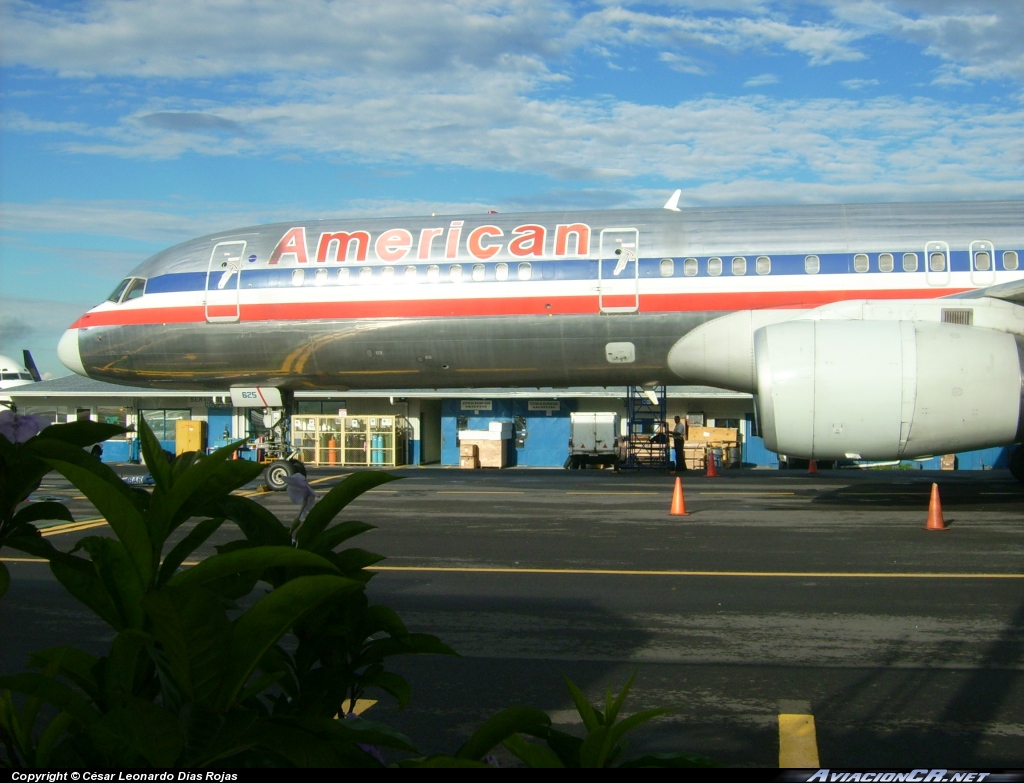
[4,465,1024,767]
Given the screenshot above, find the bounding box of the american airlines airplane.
[57,193,1024,478]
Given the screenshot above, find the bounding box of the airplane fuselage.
[59,200,1024,395]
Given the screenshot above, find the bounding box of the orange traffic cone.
[924,483,947,531]
[705,448,718,477]
[808,459,818,475]
[669,477,689,516]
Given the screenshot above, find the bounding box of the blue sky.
[2,0,1024,377]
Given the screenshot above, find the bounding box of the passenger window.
[683,258,698,277]
[879,253,894,273]
[359,266,373,280]
[731,257,747,276]
[314,269,328,286]
[472,264,486,281]
[495,263,509,281]
[929,251,946,272]
[518,262,532,280]
[337,268,350,284]
[1003,251,1019,270]
[659,258,674,277]
[854,253,869,273]
[381,266,395,281]
[903,253,919,272]
[974,251,991,271]
[449,264,463,282]
[708,257,722,277]
[756,256,771,275]
[426,265,440,282]
[291,269,305,287]
[804,255,820,275]
[404,265,418,282]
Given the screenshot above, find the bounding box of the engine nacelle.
[754,320,1024,460]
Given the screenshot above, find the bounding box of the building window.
[731,256,747,276]
[683,258,698,277]
[1004,251,1019,270]
[659,258,674,277]
[518,262,532,280]
[756,256,771,275]
[708,257,722,276]
[141,409,190,442]
[879,253,894,273]
[854,253,869,273]
[903,252,919,272]
[472,264,486,281]
[804,255,820,274]
[495,263,509,281]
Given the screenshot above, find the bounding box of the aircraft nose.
[58,328,87,377]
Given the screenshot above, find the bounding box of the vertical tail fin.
[23,350,42,382]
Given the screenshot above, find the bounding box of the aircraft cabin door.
[205,241,245,323]
[599,228,640,314]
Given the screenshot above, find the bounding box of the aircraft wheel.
[288,459,307,476]
[1009,446,1024,483]
[264,459,295,491]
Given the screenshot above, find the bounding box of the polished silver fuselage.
[60,201,1024,391]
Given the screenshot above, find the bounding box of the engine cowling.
[754,320,1024,460]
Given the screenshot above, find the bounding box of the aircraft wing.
[946,278,1024,303]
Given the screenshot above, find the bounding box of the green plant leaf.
[217,574,363,711]
[144,586,231,706]
[0,673,101,727]
[328,547,385,576]
[503,733,565,768]
[578,724,616,768]
[12,501,74,526]
[361,670,411,709]
[138,417,171,492]
[455,706,551,760]
[35,711,75,767]
[76,536,147,630]
[103,630,153,700]
[169,546,340,590]
[0,562,8,599]
[307,520,376,554]
[360,633,458,665]
[157,516,225,585]
[296,472,400,548]
[564,676,601,733]
[37,455,153,588]
[210,494,291,547]
[86,699,182,766]
[603,669,636,727]
[27,647,101,702]
[35,420,125,448]
[48,552,122,629]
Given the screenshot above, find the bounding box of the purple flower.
[282,473,316,520]
[0,411,51,444]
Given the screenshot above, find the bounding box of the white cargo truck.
[566,412,620,469]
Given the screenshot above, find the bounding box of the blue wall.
[441,399,576,467]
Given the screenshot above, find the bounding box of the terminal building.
[7,376,1012,472]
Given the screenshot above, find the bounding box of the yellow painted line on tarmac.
[1,557,47,563]
[371,565,1024,579]
[779,713,819,768]
[696,491,796,496]
[41,518,107,537]
[566,491,660,496]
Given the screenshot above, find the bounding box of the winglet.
[663,189,682,212]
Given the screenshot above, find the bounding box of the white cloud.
[744,73,779,87]
[842,78,880,90]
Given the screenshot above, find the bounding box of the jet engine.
[753,320,1024,460]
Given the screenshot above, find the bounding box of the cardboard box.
[940,454,957,470]
[460,443,479,459]
[476,439,508,468]
[459,455,480,469]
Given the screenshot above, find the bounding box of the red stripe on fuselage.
[68,288,969,329]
